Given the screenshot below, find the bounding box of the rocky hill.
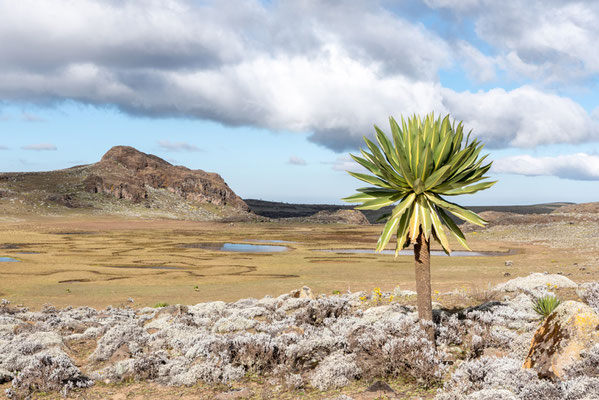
[0,146,248,220]
[84,146,247,210]
[282,209,370,225]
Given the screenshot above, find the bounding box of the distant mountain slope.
[0,148,579,223]
[554,202,599,213]
[244,199,355,219]
[245,199,574,224]
[0,146,248,219]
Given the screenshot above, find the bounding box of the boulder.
[0,368,13,384]
[523,301,599,379]
[358,380,397,400]
[290,286,316,300]
[299,286,316,300]
[494,273,577,293]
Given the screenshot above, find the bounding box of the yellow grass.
[0,215,593,309]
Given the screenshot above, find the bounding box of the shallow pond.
[316,249,509,257]
[0,257,19,262]
[221,243,289,252]
[181,242,289,252]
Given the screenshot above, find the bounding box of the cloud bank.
[426,0,599,83]
[0,0,598,152]
[493,153,599,180]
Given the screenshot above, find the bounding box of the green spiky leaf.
[343,112,495,255]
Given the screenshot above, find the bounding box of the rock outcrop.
[306,209,370,225]
[523,301,599,379]
[494,273,578,293]
[84,146,248,210]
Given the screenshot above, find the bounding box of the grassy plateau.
[0,214,594,310]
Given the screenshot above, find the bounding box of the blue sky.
[1,0,599,205]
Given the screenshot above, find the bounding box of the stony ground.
[2,272,599,400]
[466,211,599,251]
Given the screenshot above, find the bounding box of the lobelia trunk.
[414,228,435,345]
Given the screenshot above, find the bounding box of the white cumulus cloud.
[442,86,599,148]
[0,0,597,152]
[426,0,599,83]
[455,40,497,83]
[493,153,599,180]
[157,140,202,152]
[0,0,454,152]
[330,155,367,173]
[21,143,57,151]
[288,156,307,166]
[21,113,45,122]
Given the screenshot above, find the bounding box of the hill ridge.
[0,145,248,219]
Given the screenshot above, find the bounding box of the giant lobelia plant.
[343,113,496,342]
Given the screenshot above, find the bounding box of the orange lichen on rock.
[523,301,599,379]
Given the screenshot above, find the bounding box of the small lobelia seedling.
[532,295,561,319]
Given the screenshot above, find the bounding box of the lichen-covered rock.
[524,301,599,379]
[494,273,577,293]
[299,286,316,300]
[290,286,316,300]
